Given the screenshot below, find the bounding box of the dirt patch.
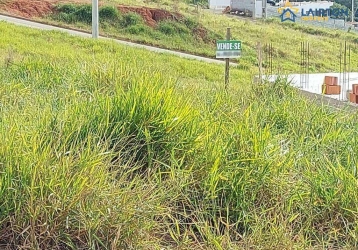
[193,26,208,40]
[2,1,185,26]
[118,5,185,28]
[1,0,220,44]
[1,0,88,18]
[2,0,54,18]
[117,5,218,43]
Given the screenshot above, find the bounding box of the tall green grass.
[1,21,358,249]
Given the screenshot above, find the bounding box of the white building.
[208,0,231,9]
[280,1,334,9]
[230,0,264,18]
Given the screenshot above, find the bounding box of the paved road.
[0,14,238,66]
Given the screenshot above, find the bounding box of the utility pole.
[92,0,99,38]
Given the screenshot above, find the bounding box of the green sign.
[216,40,241,59]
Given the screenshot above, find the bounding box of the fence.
[256,41,358,102]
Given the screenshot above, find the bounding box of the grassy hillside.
[2,0,358,72]
[38,3,358,73]
[48,2,223,57]
[46,3,358,72]
[1,20,358,249]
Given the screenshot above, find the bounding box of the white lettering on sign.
[216,42,241,51]
[234,43,241,49]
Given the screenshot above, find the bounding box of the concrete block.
[323,76,338,86]
[322,84,341,95]
[352,84,358,94]
[349,92,356,103]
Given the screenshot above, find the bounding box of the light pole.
[92,0,99,38]
[352,0,355,22]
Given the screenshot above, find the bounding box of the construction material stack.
[322,76,341,95]
[348,84,358,104]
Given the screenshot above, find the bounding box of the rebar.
[348,44,351,101]
[342,41,348,101]
[307,42,310,89]
[264,43,273,80]
[339,42,342,99]
[300,41,309,89]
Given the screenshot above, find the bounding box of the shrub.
[120,13,143,28]
[158,21,176,35]
[55,4,77,14]
[184,17,199,30]
[99,6,120,21]
[158,21,190,35]
[125,24,150,35]
[55,4,121,24]
[75,5,92,24]
[53,4,92,24]
[55,12,77,23]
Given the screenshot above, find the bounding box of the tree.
[330,2,351,20]
[334,0,356,11]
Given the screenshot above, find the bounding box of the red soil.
[118,5,184,28]
[1,0,185,26]
[2,0,54,18]
[0,0,216,43]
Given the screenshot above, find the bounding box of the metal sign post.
[225,28,231,89]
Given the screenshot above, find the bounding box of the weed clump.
[125,24,151,35]
[158,20,190,35]
[184,17,199,30]
[99,5,120,21]
[54,4,92,24]
[120,12,144,28]
[53,4,121,24]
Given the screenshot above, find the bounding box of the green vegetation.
[22,0,355,72]
[2,0,358,67]
[334,0,352,9]
[1,19,358,249]
[330,2,350,20]
[49,3,222,57]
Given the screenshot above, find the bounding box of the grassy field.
[1,19,358,249]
